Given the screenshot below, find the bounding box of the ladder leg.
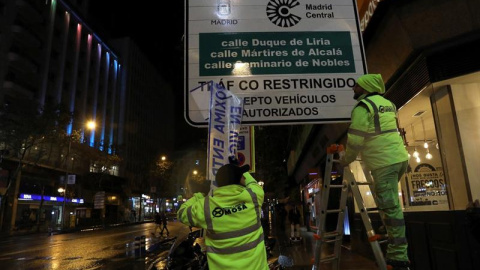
[312,147,349,270]
[361,166,389,233]
[344,166,387,270]
[331,179,348,270]
[312,145,391,270]
[313,153,334,269]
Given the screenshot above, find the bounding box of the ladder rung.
[368,234,381,242]
[355,182,372,186]
[320,254,339,263]
[323,231,341,238]
[313,231,342,241]
[324,238,341,243]
[314,154,388,269]
[368,234,388,244]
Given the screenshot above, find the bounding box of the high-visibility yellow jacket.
[177,172,268,270]
[344,93,408,170]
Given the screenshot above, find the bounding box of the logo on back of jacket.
[212,203,248,217]
[378,105,395,113]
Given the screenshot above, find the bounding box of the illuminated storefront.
[291,1,480,269]
[17,193,84,229]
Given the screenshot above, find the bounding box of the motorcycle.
[155,229,293,270]
[165,230,207,270]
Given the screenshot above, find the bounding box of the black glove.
[228,155,239,166]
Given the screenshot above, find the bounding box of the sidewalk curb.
[0,220,154,238]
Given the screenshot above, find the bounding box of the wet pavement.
[268,226,379,270]
[142,216,379,270]
[266,217,379,270]
[2,217,379,270]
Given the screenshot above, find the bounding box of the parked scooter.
[155,229,293,270]
[165,230,207,270]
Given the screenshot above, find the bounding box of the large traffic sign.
[185,0,367,127]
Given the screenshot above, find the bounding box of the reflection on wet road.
[0,221,190,270]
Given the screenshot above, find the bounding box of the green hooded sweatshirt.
[344,75,408,170]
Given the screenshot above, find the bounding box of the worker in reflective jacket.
[177,163,268,270]
[340,74,411,270]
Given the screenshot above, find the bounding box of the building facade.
[287,0,480,269]
[0,0,174,232]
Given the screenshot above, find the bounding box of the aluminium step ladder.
[311,144,387,270]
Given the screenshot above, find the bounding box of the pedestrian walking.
[152,211,162,236]
[288,204,301,241]
[131,209,136,223]
[177,159,269,270]
[159,211,169,236]
[339,74,411,270]
[305,202,312,231]
[276,203,287,231]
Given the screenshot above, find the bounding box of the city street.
[0,221,191,270]
[0,216,379,270]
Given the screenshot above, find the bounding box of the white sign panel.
[185,0,367,127]
[237,126,255,172]
[207,82,244,187]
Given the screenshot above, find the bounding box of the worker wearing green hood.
[340,74,410,270]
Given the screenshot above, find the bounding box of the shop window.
[447,81,480,204]
[428,73,480,209]
[397,72,480,211]
[398,84,449,212]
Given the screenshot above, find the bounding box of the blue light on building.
[19,193,84,204]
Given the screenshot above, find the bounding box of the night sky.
[87,1,207,149]
[87,1,184,86]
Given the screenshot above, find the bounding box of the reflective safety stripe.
[187,206,194,227]
[348,126,398,138]
[363,98,381,133]
[206,232,265,254]
[381,128,399,134]
[178,208,185,221]
[247,188,261,223]
[388,236,408,245]
[348,127,370,137]
[350,97,399,137]
[384,218,405,226]
[207,222,261,240]
[178,207,195,227]
[205,196,213,231]
[204,187,263,244]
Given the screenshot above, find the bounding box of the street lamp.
[62,121,96,229]
[84,120,96,147]
[86,120,96,130]
[61,135,73,229]
[155,155,167,212]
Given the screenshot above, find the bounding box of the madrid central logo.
[266,0,302,28]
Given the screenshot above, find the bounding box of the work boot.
[386,259,411,270]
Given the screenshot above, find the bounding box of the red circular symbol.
[237,153,246,166]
